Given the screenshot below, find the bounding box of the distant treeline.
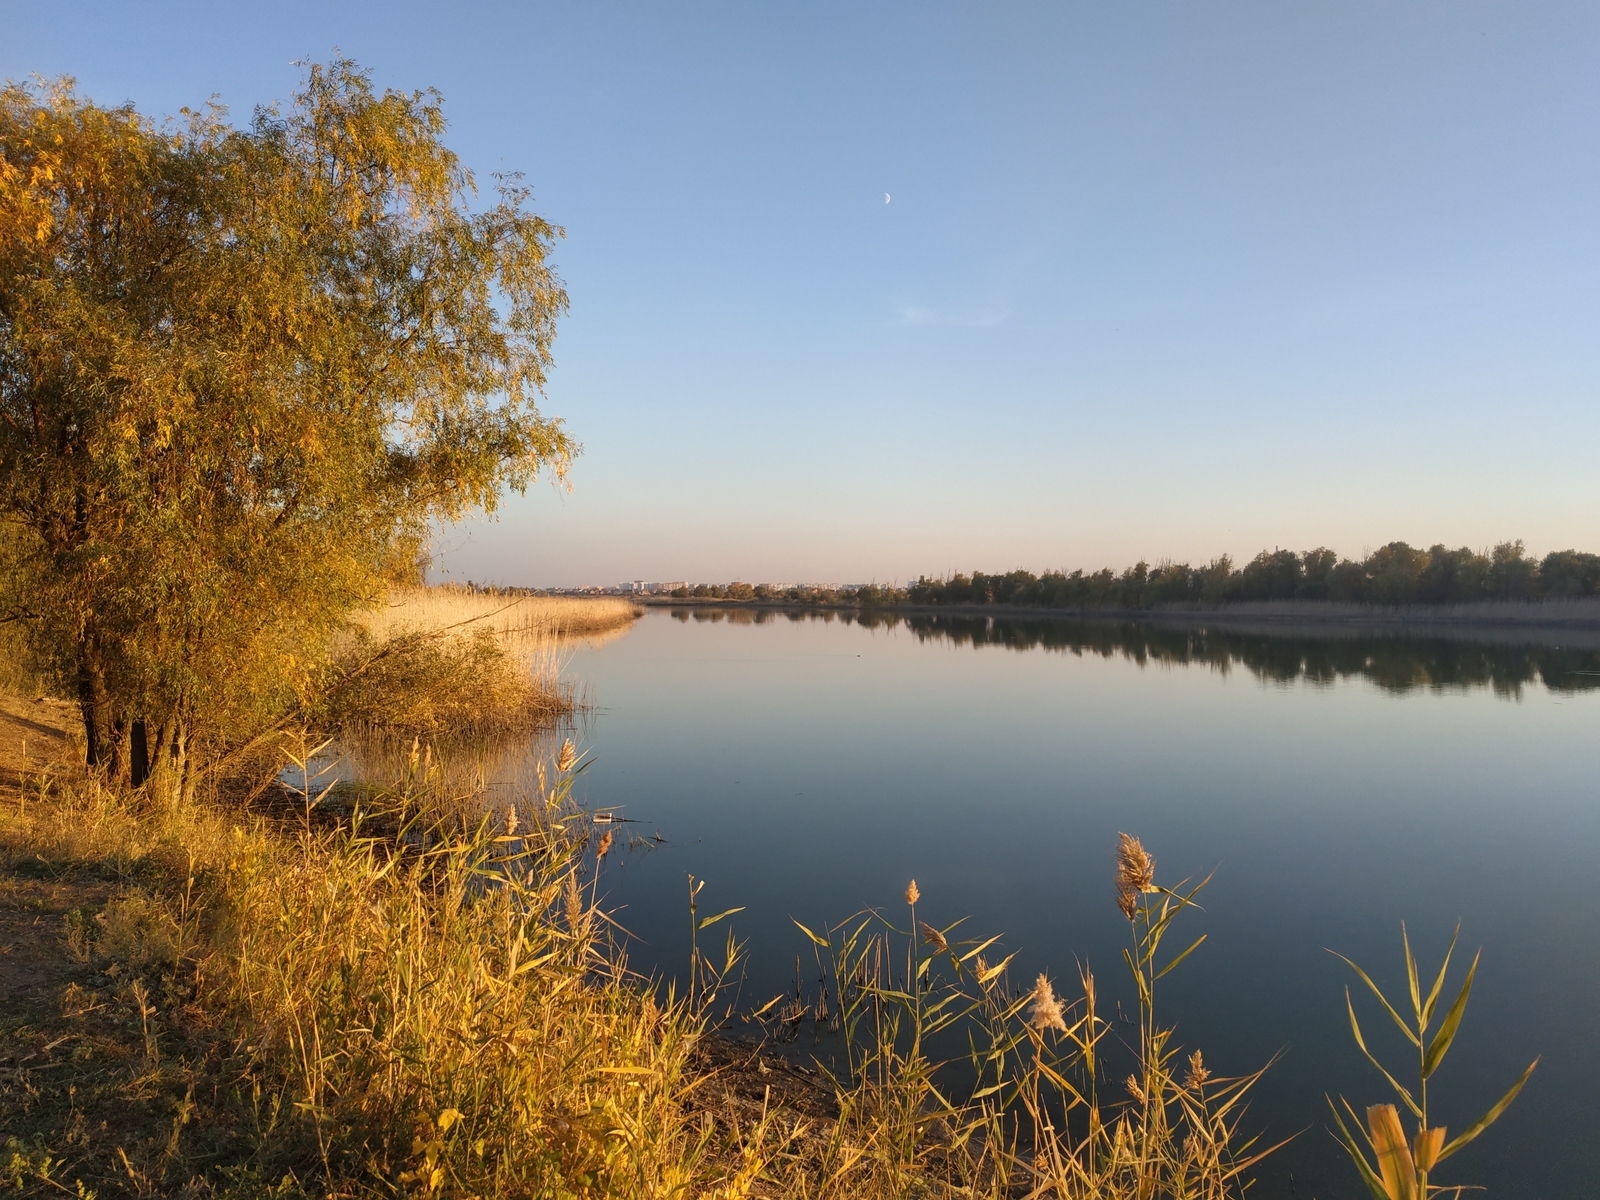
[666,540,1600,610]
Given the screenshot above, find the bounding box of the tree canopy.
[0,61,572,798]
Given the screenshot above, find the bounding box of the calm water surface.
[550,608,1599,1199]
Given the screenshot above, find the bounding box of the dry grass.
[360,587,640,646]
[0,753,729,1198]
[319,588,638,739]
[4,738,1284,1200]
[0,696,1527,1200]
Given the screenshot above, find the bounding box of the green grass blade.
[1328,1096,1391,1200]
[1153,933,1207,980]
[1403,923,1422,1027]
[957,934,1003,964]
[1422,950,1478,1079]
[1346,988,1423,1118]
[696,907,744,931]
[1438,1057,1539,1163]
[1329,949,1422,1048]
[1421,924,1460,1028]
[792,918,830,948]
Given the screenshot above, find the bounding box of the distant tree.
[1198,555,1235,604]
[1239,549,1302,601]
[1539,550,1600,597]
[1417,545,1489,605]
[1145,561,1195,605]
[1365,542,1429,605]
[1297,548,1339,600]
[1327,559,1370,603]
[1487,540,1538,600]
[0,64,572,799]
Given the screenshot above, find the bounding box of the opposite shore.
[638,594,1600,633]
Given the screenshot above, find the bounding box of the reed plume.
[564,869,584,931]
[1116,831,1156,918]
[904,879,920,906]
[1027,973,1068,1033]
[919,920,948,952]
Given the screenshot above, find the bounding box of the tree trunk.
[129,719,150,788]
[75,627,129,787]
[144,717,196,810]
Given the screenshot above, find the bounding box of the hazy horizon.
[491,534,1592,594]
[8,2,1597,588]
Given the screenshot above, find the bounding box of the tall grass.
[360,586,640,645]
[319,588,638,739]
[765,839,1283,1199]
[2,749,731,1197]
[1,737,1531,1198]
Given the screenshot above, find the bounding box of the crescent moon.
[885,193,891,204]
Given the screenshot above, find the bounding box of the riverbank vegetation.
[2,729,1531,1198]
[320,588,638,739]
[664,539,1600,611]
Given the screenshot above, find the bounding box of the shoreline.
[637,595,1600,633]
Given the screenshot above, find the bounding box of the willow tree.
[0,62,572,800]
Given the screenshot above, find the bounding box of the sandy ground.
[0,692,80,797]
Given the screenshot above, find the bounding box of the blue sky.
[6,2,1598,586]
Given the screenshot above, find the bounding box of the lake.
[550,606,1599,1198]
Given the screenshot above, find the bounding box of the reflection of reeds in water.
[332,719,592,829]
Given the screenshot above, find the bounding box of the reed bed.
[319,589,638,739]
[360,587,640,645]
[0,741,1530,1198]
[9,751,1278,1198]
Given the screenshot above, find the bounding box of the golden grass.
[319,588,639,739]
[1,756,726,1198]
[360,586,640,645]
[4,748,1281,1199]
[0,737,1530,1199]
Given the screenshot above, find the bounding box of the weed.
[1328,926,1538,1200]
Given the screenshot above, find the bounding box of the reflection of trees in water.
[788,609,1598,697]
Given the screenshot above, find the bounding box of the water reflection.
[668,605,1600,696]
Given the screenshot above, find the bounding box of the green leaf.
[1438,1057,1539,1163]
[1329,949,1422,1048]
[1422,950,1478,1079]
[791,919,829,949]
[1154,933,1207,980]
[697,907,744,931]
[957,934,1003,964]
[1403,923,1422,1027]
[1346,988,1422,1118]
[1421,924,1460,1028]
[1327,1097,1391,1200]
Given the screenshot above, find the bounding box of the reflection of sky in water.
[512,609,1595,1197]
